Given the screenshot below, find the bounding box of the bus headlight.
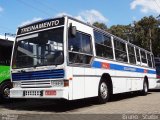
[13,82,21,88]
[51,80,64,87]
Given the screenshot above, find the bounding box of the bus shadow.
[149,89,160,92]
[0,92,151,113]
[1,98,97,113]
[110,92,151,102]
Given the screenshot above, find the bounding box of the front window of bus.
[12,27,64,69]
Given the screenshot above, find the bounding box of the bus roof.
[66,16,153,54]
[16,15,152,54]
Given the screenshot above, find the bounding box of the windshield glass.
[12,27,64,69]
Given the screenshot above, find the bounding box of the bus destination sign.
[17,17,64,35]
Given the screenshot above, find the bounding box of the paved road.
[0,90,160,115]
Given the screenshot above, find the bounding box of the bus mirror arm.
[20,70,26,73]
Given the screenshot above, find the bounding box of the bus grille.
[12,69,64,81]
[21,80,51,88]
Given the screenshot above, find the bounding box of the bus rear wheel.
[0,81,12,101]
[97,80,110,104]
[141,81,148,96]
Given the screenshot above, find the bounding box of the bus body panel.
[0,66,10,84]
[72,67,85,99]
[91,57,156,94]
[0,37,13,100]
[10,87,69,99]
[84,67,98,98]
[0,39,13,84]
[67,18,98,100]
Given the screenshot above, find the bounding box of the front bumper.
[10,87,69,99]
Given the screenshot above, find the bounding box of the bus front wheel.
[97,80,110,104]
[0,81,12,101]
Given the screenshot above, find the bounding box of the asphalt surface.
[0,90,160,120]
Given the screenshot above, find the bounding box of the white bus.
[10,16,157,103]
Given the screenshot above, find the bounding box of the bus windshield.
[0,40,13,66]
[12,27,64,69]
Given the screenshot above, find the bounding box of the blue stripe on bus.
[92,61,156,74]
[148,70,156,74]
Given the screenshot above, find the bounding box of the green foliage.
[93,16,160,56]
[93,22,107,30]
[133,16,158,52]
[108,25,133,41]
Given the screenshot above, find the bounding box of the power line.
[18,0,51,16]
[34,0,59,14]
[0,30,15,36]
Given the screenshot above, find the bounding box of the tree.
[132,16,159,54]
[93,16,160,56]
[109,16,160,56]
[93,22,107,30]
[108,25,134,42]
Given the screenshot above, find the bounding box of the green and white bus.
[0,35,13,101]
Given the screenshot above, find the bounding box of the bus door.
[67,19,94,99]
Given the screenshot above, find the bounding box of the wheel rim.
[3,87,10,98]
[100,82,108,99]
[144,82,148,93]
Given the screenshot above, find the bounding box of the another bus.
[0,35,13,101]
[154,57,160,88]
[10,16,157,103]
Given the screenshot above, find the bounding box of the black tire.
[0,81,12,101]
[141,80,148,96]
[97,80,110,104]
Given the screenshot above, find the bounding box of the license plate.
[23,90,43,96]
[45,90,56,96]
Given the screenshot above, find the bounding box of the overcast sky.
[0,0,160,35]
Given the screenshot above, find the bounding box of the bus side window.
[147,53,152,68]
[68,32,81,52]
[128,45,136,64]
[94,31,113,59]
[0,45,12,66]
[136,48,141,65]
[152,55,155,68]
[94,31,104,57]
[114,39,128,62]
[68,31,93,65]
[140,50,147,66]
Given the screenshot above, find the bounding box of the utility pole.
[123,29,132,42]
[5,33,16,39]
[123,23,134,43]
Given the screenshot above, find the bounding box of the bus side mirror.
[71,26,77,37]
[69,23,77,37]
